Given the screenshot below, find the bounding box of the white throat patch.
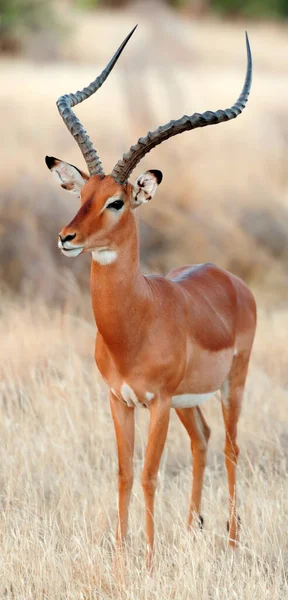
[92,249,117,265]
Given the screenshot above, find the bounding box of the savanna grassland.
[0,3,288,598]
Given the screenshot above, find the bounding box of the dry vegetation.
[0,297,287,598]
[0,2,288,597]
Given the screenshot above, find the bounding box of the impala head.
[45,155,162,263]
[46,27,252,263]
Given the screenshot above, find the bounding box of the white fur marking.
[61,246,83,258]
[51,163,84,196]
[133,172,158,205]
[52,168,65,186]
[121,383,139,407]
[61,241,77,250]
[221,379,230,409]
[233,348,238,357]
[92,249,117,265]
[172,391,216,409]
[58,238,84,257]
[145,392,154,402]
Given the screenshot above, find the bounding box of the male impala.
[46,27,256,566]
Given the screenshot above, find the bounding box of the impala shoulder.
[167,262,217,282]
[167,263,237,351]
[145,273,178,296]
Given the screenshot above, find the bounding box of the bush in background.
[0,0,56,53]
[168,0,288,19]
[1,0,287,55]
[211,0,288,19]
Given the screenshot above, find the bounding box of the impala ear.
[131,169,163,208]
[45,156,89,196]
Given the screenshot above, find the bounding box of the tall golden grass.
[0,299,287,597]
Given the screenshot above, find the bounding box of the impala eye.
[107,199,124,211]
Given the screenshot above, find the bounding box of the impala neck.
[90,212,147,349]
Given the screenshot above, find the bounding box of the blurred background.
[1,0,288,310]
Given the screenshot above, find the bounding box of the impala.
[46,27,256,566]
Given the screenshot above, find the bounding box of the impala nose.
[59,232,76,244]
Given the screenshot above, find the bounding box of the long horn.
[111,32,252,184]
[57,25,137,176]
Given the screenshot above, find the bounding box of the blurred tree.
[211,0,288,18]
[167,0,288,18]
[64,0,288,18]
[0,0,56,53]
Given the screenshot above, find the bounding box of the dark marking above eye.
[81,197,93,215]
[107,199,124,210]
[68,197,92,228]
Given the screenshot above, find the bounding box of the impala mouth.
[58,239,84,257]
[61,246,84,257]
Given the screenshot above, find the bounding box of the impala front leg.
[110,392,135,546]
[141,397,171,569]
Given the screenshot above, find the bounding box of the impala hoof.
[227,515,241,532]
[198,514,204,529]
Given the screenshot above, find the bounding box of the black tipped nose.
[59,233,76,244]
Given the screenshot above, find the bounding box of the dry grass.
[0,297,287,598]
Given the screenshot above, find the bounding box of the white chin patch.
[61,247,83,258]
[92,248,117,265]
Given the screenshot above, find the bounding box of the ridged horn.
[111,32,252,184]
[57,25,137,176]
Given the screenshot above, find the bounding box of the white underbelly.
[171,391,217,409]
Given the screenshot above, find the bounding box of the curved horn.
[111,32,252,184]
[57,25,137,176]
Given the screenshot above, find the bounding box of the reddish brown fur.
[55,170,256,567]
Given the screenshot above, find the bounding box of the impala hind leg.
[141,399,171,569]
[221,351,251,547]
[176,406,210,529]
[110,393,135,546]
